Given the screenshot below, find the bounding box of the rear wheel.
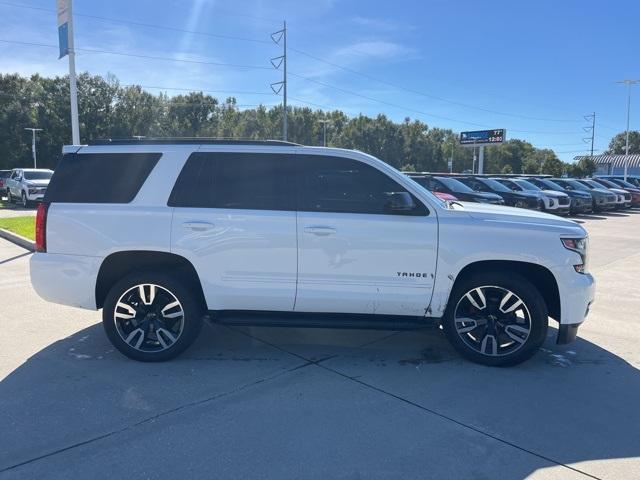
[103,272,204,361]
[443,272,548,367]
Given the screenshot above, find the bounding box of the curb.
[0,229,35,252]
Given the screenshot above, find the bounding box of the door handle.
[304,226,336,236]
[182,221,215,231]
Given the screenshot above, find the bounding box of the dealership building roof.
[574,154,640,175]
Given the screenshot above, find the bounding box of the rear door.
[295,154,437,316]
[170,151,298,312]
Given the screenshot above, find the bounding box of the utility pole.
[617,80,639,181]
[583,112,596,160]
[24,128,43,168]
[449,141,454,173]
[57,0,80,145]
[318,119,330,146]
[270,21,287,141]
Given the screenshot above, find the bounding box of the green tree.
[606,131,640,154]
[501,164,513,174]
[541,154,564,177]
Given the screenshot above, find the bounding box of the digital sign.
[459,129,506,146]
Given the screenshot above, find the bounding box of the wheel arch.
[449,260,560,321]
[95,250,206,310]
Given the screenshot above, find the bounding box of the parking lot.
[0,210,638,479]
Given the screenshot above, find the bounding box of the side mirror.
[386,192,416,213]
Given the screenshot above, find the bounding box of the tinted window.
[169,152,295,211]
[435,177,474,193]
[514,180,540,191]
[24,171,53,180]
[480,178,512,192]
[45,153,160,203]
[0,171,10,179]
[299,155,427,216]
[538,179,564,191]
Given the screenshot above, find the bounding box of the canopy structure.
[574,154,640,176]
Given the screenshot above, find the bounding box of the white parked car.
[494,177,571,215]
[6,168,53,207]
[30,140,595,366]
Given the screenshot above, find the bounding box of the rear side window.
[45,153,160,203]
[168,152,295,211]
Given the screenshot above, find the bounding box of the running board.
[210,310,438,331]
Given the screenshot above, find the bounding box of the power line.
[0,0,586,125]
[289,71,582,134]
[0,39,272,70]
[288,47,580,123]
[0,1,276,40]
[122,84,273,96]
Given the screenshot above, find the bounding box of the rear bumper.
[30,252,101,310]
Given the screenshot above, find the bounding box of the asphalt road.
[0,210,639,479]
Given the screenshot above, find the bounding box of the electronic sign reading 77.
[459,129,506,146]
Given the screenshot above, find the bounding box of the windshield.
[583,179,604,189]
[562,179,590,191]
[435,176,474,193]
[24,171,52,180]
[613,179,636,189]
[514,179,541,191]
[538,179,565,191]
[479,178,511,192]
[594,179,617,188]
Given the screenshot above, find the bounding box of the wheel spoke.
[125,328,145,349]
[499,291,523,314]
[465,288,487,310]
[114,302,137,320]
[455,317,479,334]
[480,334,498,355]
[504,324,529,344]
[156,328,177,349]
[138,284,156,305]
[161,300,183,319]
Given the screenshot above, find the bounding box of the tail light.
[35,203,48,252]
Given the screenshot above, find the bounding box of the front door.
[170,151,297,311]
[294,154,438,316]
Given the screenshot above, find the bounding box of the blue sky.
[0,0,638,161]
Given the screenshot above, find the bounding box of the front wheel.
[103,272,204,361]
[442,272,548,367]
[21,191,28,208]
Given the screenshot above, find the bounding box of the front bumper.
[552,266,595,345]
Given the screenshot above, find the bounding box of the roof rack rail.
[88,138,300,146]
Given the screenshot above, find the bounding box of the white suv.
[6,168,53,207]
[30,139,595,366]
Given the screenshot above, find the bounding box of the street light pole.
[24,128,43,168]
[617,79,639,181]
[318,120,330,147]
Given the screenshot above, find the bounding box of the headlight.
[28,188,37,194]
[561,237,589,273]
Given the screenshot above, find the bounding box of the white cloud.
[335,41,416,60]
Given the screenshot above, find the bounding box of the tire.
[103,271,204,362]
[6,189,12,203]
[21,191,28,208]
[442,271,548,367]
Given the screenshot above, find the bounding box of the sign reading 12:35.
[459,129,506,146]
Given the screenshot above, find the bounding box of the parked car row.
[2,168,53,207]
[407,173,640,215]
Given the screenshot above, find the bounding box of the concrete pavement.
[0,211,639,479]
